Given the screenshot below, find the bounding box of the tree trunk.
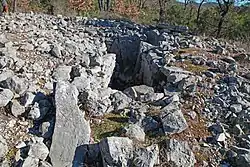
[196,0,205,25]
[106,0,111,11]
[188,4,193,25]
[12,0,17,13]
[98,0,104,11]
[216,15,225,38]
[184,0,189,10]
[138,0,147,9]
[215,0,232,38]
[159,0,166,23]
[141,0,147,8]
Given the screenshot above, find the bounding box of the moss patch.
[178,48,202,54]
[5,147,17,163]
[174,60,208,74]
[91,113,129,142]
[184,62,208,73]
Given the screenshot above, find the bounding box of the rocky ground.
[0,12,250,167]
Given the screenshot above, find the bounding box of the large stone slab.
[0,88,13,107]
[163,139,196,167]
[49,81,90,167]
[133,144,159,167]
[160,102,188,135]
[99,137,134,167]
[0,135,8,158]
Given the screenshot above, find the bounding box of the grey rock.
[133,144,159,167]
[0,34,8,47]
[50,81,90,167]
[28,141,49,160]
[29,100,51,120]
[160,102,188,135]
[89,54,103,67]
[39,120,54,139]
[16,142,26,149]
[0,159,10,167]
[146,30,160,46]
[187,111,197,120]
[21,92,36,107]
[50,44,62,58]
[213,96,227,107]
[137,43,159,86]
[22,156,39,167]
[233,124,244,136]
[70,66,83,80]
[142,93,164,103]
[0,88,13,107]
[141,116,159,132]
[235,153,250,167]
[110,91,132,112]
[75,53,90,67]
[221,56,236,64]
[124,124,145,142]
[129,105,147,123]
[239,137,250,149]
[20,43,34,51]
[167,73,188,83]
[164,94,180,104]
[13,57,25,72]
[0,76,28,94]
[204,71,216,78]
[233,147,250,167]
[36,41,51,53]
[80,88,113,116]
[216,133,226,142]
[0,70,14,82]
[11,100,25,117]
[123,85,154,101]
[72,76,91,93]
[100,137,133,167]
[39,161,52,167]
[64,41,78,54]
[52,65,72,81]
[160,66,192,77]
[0,135,8,158]
[163,139,196,167]
[228,63,237,72]
[230,104,242,113]
[215,45,227,55]
[0,56,14,69]
[101,53,116,87]
[233,53,248,61]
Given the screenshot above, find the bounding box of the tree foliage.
[68,0,94,14]
[114,0,140,20]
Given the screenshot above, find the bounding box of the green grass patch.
[145,132,169,146]
[91,113,129,142]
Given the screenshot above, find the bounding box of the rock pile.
[0,12,249,167]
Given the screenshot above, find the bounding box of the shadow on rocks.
[27,91,55,147]
[72,143,103,167]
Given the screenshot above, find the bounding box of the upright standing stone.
[49,81,90,167]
